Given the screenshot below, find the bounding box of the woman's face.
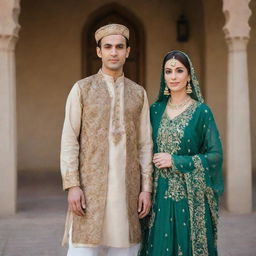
[164,58,190,93]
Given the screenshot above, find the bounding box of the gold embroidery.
[156,102,198,201]
[62,73,146,246]
[158,108,218,256]
[112,83,125,144]
[178,244,183,255]
[124,78,145,243]
[149,102,219,256]
[148,211,155,229]
[206,187,219,246]
[184,155,208,256]
[148,168,160,238]
[157,101,198,157]
[164,172,187,201]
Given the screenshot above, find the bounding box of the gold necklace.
[168,96,191,110]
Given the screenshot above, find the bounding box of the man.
[60,24,153,256]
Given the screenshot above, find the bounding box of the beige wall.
[144,0,205,103]
[16,0,204,172]
[202,0,228,163]
[202,0,256,174]
[248,0,256,173]
[16,0,255,174]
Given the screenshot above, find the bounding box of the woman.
[139,50,224,256]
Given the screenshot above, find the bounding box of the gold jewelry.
[164,86,170,95]
[168,96,191,110]
[170,56,176,67]
[186,81,192,94]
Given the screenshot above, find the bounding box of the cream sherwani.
[61,70,153,254]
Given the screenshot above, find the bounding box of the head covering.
[95,24,129,43]
[156,50,204,103]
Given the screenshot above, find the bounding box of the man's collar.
[98,69,124,84]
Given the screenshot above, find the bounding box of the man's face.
[96,35,130,73]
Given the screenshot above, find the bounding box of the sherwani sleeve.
[138,90,153,193]
[60,83,82,190]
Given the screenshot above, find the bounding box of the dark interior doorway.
[82,4,145,86]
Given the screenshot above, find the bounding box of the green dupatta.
[148,51,224,256]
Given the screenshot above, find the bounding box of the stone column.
[0,0,20,216]
[223,0,252,213]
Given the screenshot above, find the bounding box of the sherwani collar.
[98,69,124,87]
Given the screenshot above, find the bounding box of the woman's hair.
[162,50,190,74]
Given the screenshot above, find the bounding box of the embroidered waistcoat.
[68,72,144,245]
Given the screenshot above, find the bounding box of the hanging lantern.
[177,15,189,42]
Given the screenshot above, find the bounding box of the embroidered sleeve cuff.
[171,155,179,172]
[171,154,195,173]
[141,175,152,193]
[62,171,80,190]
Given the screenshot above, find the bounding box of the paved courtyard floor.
[0,172,255,256]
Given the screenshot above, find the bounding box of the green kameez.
[139,51,223,256]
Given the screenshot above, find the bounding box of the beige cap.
[95,24,129,43]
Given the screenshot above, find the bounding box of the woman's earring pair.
[186,81,192,94]
[164,82,192,95]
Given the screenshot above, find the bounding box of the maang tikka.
[170,56,177,67]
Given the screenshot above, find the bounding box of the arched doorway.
[82,4,145,86]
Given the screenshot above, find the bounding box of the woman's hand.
[153,153,172,169]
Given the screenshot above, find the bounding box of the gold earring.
[186,81,192,94]
[164,86,170,95]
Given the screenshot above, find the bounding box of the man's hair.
[97,37,130,48]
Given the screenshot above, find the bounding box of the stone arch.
[82,3,145,86]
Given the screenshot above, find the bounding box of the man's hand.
[138,191,151,219]
[68,186,86,217]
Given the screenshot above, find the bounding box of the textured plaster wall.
[203,0,256,176]
[16,0,204,172]
[16,0,255,174]
[248,0,256,173]
[202,0,228,168]
[203,0,256,173]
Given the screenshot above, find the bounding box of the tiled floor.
[0,171,255,256]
